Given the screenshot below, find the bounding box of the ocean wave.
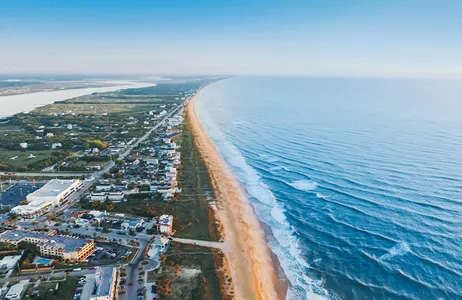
[316,193,329,200]
[290,180,318,191]
[196,100,330,299]
[379,242,411,261]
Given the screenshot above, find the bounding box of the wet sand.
[187,91,285,300]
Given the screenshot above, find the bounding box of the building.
[90,192,107,202]
[90,192,124,203]
[0,254,22,269]
[94,184,112,192]
[121,218,145,232]
[91,267,117,300]
[5,283,24,300]
[158,215,173,235]
[107,192,124,202]
[51,143,62,149]
[0,230,95,262]
[10,179,82,218]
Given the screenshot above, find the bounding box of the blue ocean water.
[195,77,462,300]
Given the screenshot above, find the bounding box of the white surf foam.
[379,242,411,261]
[291,180,318,191]
[196,99,331,300]
[316,193,329,200]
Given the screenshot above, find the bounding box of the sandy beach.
[187,91,285,300]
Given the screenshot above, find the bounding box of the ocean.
[195,77,462,300]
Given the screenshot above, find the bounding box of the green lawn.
[21,276,78,300]
[0,148,58,168]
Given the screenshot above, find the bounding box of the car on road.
[128,282,134,286]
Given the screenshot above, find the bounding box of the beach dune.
[187,92,283,300]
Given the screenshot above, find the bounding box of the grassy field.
[35,103,155,115]
[21,276,78,300]
[153,242,229,300]
[0,148,57,168]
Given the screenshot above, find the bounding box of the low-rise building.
[0,254,22,269]
[5,283,24,300]
[10,179,81,218]
[90,192,107,202]
[91,267,117,300]
[121,218,144,232]
[0,230,95,262]
[158,215,173,235]
[107,192,124,202]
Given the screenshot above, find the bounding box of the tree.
[91,201,101,209]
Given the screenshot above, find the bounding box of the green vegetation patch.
[154,242,226,300]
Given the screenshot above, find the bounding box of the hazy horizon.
[1,0,461,77]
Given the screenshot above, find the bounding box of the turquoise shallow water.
[195,77,462,300]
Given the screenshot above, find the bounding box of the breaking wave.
[290,180,318,191]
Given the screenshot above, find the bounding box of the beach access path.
[171,237,230,252]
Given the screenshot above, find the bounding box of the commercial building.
[0,230,95,262]
[91,267,117,300]
[0,254,23,269]
[10,179,82,217]
[5,283,24,300]
[158,215,173,235]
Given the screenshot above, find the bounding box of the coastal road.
[172,237,230,252]
[1,99,186,180]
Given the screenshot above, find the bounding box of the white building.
[95,184,112,192]
[91,267,117,300]
[5,283,24,300]
[158,215,173,235]
[19,142,28,149]
[107,192,124,202]
[51,143,62,149]
[11,179,81,217]
[90,192,107,202]
[0,254,22,269]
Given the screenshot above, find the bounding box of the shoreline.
[0,80,156,117]
[187,89,286,300]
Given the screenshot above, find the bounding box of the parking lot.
[0,182,44,207]
[87,243,131,265]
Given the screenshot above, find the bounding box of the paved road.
[172,237,230,252]
[1,100,185,180]
[0,172,88,177]
[0,269,94,283]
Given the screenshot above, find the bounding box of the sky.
[0,0,461,77]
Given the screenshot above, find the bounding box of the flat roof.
[27,179,76,198]
[0,230,92,252]
[0,254,22,268]
[94,267,115,297]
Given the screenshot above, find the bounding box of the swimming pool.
[34,257,53,265]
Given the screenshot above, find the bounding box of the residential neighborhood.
[0,79,227,300]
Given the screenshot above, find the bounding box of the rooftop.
[0,230,92,252]
[27,179,77,198]
[159,214,172,225]
[93,267,115,297]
